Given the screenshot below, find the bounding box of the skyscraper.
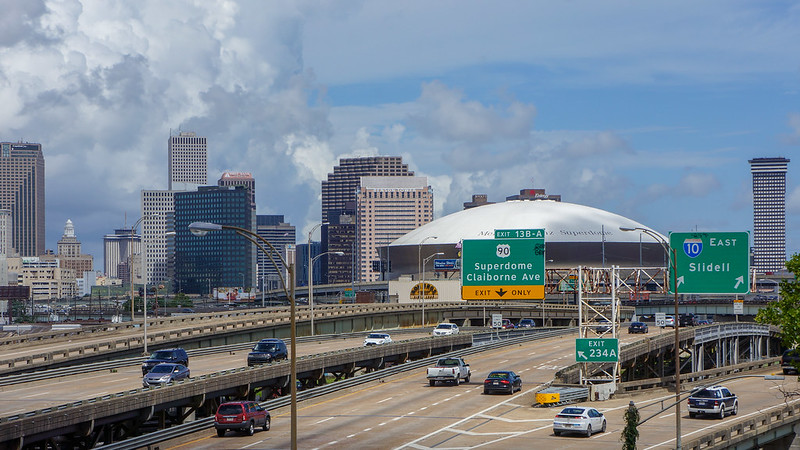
[256,215,296,291]
[321,156,413,283]
[0,142,45,256]
[749,157,790,273]
[357,176,433,282]
[103,228,141,283]
[173,185,254,295]
[56,219,93,276]
[168,131,207,190]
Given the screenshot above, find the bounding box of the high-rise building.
[749,157,790,273]
[0,209,12,256]
[255,215,295,291]
[0,142,45,256]
[357,176,433,282]
[173,185,254,295]
[219,172,256,211]
[296,241,321,287]
[103,227,141,283]
[141,190,175,284]
[321,156,413,283]
[506,188,562,202]
[56,219,93,276]
[463,194,494,210]
[168,131,207,190]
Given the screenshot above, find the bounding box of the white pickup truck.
[426,357,471,386]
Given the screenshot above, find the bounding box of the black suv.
[141,348,189,375]
[687,385,738,419]
[247,339,288,366]
[781,349,800,374]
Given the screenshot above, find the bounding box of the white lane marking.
[658,412,675,419]
[363,428,372,432]
[643,398,800,450]
[498,359,509,364]
[431,402,440,406]
[315,417,334,424]
[242,440,265,448]
[395,381,549,450]
[528,352,537,355]
[24,392,50,398]
[378,422,388,426]
[419,406,427,411]
[347,434,356,438]
[377,397,393,403]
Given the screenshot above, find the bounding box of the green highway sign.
[494,229,545,239]
[576,338,619,362]
[461,233,545,300]
[669,231,750,295]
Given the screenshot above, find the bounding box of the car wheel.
[718,405,725,420]
[465,374,470,383]
[217,429,226,437]
[601,420,606,433]
[554,430,561,436]
[732,401,738,416]
[263,417,271,431]
[247,421,255,436]
[483,389,489,395]
[783,369,790,375]
[689,412,696,418]
[429,380,436,386]
[453,377,459,386]
[585,424,592,437]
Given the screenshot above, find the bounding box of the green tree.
[620,401,640,450]
[755,253,800,352]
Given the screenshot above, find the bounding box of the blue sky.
[1,0,798,268]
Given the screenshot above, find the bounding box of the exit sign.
[575,338,619,362]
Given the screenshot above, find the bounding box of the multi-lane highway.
[0,331,435,417]
[162,331,795,449]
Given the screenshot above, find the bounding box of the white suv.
[433,323,459,336]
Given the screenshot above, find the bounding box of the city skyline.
[0,1,798,268]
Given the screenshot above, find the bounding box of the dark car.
[627,321,649,334]
[142,363,190,387]
[781,349,800,374]
[687,385,738,419]
[518,318,535,328]
[483,370,522,394]
[214,401,270,436]
[247,338,288,366]
[595,319,612,333]
[141,348,189,375]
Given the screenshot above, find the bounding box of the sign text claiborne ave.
[461,229,545,300]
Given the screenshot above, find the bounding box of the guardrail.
[682,401,800,449]
[96,328,573,450]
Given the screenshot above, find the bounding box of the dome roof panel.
[390,200,664,246]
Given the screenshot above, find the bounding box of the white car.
[664,315,676,328]
[363,333,392,346]
[553,406,606,437]
[432,323,460,336]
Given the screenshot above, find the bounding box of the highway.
[161,331,796,450]
[0,330,434,417]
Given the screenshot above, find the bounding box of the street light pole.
[621,226,681,449]
[418,236,438,325]
[422,252,444,326]
[309,250,344,335]
[189,221,298,450]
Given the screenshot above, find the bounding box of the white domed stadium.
[382,200,667,279]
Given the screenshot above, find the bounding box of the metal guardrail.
[681,401,800,449]
[0,327,449,388]
[694,323,771,344]
[93,328,573,450]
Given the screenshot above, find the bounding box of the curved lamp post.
[309,250,344,336]
[189,221,298,450]
[620,225,681,449]
[422,252,444,326]
[418,236,438,325]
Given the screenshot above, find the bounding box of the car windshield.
[254,343,280,352]
[693,389,721,398]
[436,324,453,329]
[218,404,244,415]
[150,351,175,359]
[149,365,175,374]
[367,334,386,339]
[560,408,585,415]
[487,372,509,379]
[439,359,460,367]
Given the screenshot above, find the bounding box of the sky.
[1,0,799,270]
